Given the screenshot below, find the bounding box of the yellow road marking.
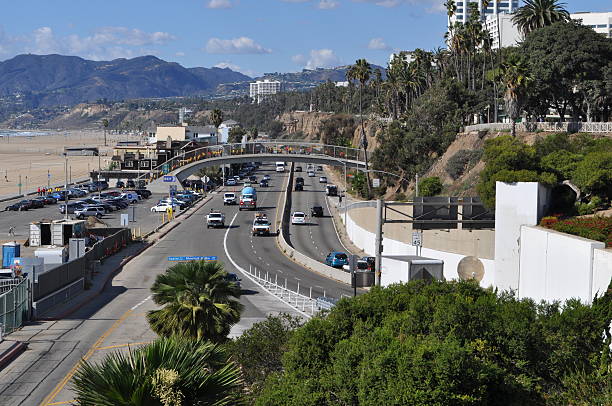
[47,401,72,405]
[39,309,133,406]
[95,341,151,351]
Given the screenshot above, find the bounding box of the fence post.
[297,280,300,295]
[309,286,312,299]
[285,278,287,289]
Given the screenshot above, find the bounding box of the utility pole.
[98,152,101,200]
[18,174,21,196]
[374,198,384,286]
[64,154,68,220]
[415,173,419,197]
[47,169,50,188]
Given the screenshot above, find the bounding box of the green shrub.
[576,196,603,216]
[541,215,612,247]
[418,177,443,197]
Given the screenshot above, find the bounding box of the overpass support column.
[375,198,384,286]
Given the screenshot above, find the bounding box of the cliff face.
[278,111,382,151]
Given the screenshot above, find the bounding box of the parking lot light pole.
[64,153,68,220]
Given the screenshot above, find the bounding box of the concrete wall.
[344,210,495,288]
[155,127,186,142]
[494,182,550,292]
[518,226,608,304]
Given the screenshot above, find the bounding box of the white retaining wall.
[344,211,495,288]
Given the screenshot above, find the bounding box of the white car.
[74,206,105,219]
[151,202,178,213]
[307,171,315,177]
[291,211,306,225]
[319,176,327,183]
[226,178,237,186]
[223,193,236,205]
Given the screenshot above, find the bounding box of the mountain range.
[0,54,251,107]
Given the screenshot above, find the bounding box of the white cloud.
[206,0,234,9]
[175,51,186,57]
[317,0,339,9]
[367,37,390,50]
[205,37,271,54]
[0,25,177,60]
[214,61,257,77]
[291,54,307,65]
[302,49,341,69]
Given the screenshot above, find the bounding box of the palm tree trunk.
[359,83,371,196]
[511,120,516,137]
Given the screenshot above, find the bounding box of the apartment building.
[484,13,521,49]
[249,79,283,103]
[571,12,612,38]
[449,0,520,26]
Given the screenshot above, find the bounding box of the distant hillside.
[0,54,251,107]
[259,65,387,85]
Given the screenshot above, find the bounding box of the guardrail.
[244,265,338,317]
[464,122,612,134]
[0,278,30,335]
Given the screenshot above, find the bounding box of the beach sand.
[0,130,138,198]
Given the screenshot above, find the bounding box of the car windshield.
[335,254,348,260]
[225,194,235,198]
[254,220,269,226]
[209,213,222,217]
[294,213,305,217]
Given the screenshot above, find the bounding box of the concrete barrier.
[275,164,352,285]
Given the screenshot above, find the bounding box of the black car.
[126,180,136,188]
[317,165,323,171]
[134,189,152,198]
[115,180,125,188]
[295,177,304,185]
[29,199,44,209]
[259,179,269,187]
[35,196,57,205]
[295,183,303,191]
[295,166,302,172]
[311,206,323,217]
[5,200,32,211]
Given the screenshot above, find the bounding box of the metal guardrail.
[33,277,84,318]
[244,265,338,317]
[0,278,30,335]
[464,122,612,133]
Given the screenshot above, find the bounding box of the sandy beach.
[0,130,137,198]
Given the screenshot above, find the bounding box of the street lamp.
[64,153,68,220]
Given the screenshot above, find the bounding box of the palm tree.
[210,109,224,128]
[346,59,372,196]
[512,0,570,37]
[72,337,242,406]
[102,119,109,147]
[498,59,531,137]
[147,261,243,342]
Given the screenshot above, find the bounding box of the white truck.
[206,210,225,228]
[223,192,236,205]
[252,213,271,236]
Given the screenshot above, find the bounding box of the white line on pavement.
[130,295,152,311]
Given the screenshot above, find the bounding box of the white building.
[218,120,240,144]
[335,81,349,87]
[389,51,414,65]
[484,13,521,49]
[571,12,612,38]
[249,79,283,104]
[449,0,519,27]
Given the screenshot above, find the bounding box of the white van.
[121,192,140,203]
[275,162,285,172]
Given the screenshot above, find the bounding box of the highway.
[288,167,352,262]
[0,163,354,405]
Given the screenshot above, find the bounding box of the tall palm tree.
[499,59,531,137]
[147,261,243,342]
[346,59,372,196]
[102,119,109,147]
[72,337,242,406]
[512,0,570,37]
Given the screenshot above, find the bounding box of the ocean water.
[0,130,52,137]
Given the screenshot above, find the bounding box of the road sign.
[411,231,423,247]
[163,175,175,182]
[168,256,218,261]
[372,178,380,188]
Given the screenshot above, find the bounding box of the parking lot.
[0,188,179,242]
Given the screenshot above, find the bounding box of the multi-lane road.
[0,163,355,405]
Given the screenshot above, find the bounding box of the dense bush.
[446,149,483,179]
[418,176,443,196]
[541,215,612,247]
[255,280,612,405]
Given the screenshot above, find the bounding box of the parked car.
[75,206,105,219]
[36,195,57,205]
[5,200,32,211]
[151,202,178,213]
[89,181,109,192]
[134,189,152,198]
[126,180,136,188]
[59,202,86,214]
[291,211,306,225]
[307,171,315,177]
[319,176,328,183]
[115,180,125,188]
[311,206,323,217]
[295,166,302,172]
[28,199,44,209]
[249,175,257,182]
[120,192,140,204]
[325,252,349,268]
[317,165,323,171]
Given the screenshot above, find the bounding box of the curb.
[0,341,28,371]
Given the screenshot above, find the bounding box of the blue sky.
[0,0,608,77]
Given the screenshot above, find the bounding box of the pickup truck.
[206,210,226,228]
[252,217,271,236]
[206,209,225,228]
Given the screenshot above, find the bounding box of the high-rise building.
[484,13,521,49]
[449,0,520,27]
[571,12,612,38]
[249,79,283,104]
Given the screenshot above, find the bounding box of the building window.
[125,161,134,168]
[597,24,608,28]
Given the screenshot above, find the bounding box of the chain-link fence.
[0,278,30,336]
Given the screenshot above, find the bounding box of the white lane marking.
[223,212,310,318]
[131,295,152,311]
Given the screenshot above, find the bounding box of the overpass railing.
[138,141,366,185]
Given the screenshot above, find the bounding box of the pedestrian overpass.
[144,141,367,193]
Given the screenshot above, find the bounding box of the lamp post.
[64,153,68,220]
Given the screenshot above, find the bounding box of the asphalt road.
[0,163,355,405]
[0,190,170,244]
[289,168,351,263]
